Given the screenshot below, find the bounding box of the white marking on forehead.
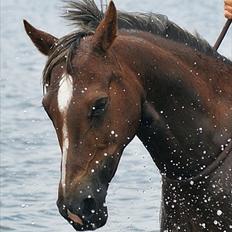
[58,74,73,113]
[57,73,73,194]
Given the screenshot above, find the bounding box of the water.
[1,0,231,231]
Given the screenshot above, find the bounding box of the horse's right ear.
[23,20,58,56]
[92,1,117,52]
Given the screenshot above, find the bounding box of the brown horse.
[24,0,232,231]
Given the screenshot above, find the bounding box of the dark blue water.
[1,0,231,231]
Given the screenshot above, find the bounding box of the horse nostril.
[81,198,97,217]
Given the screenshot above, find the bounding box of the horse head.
[24,2,144,230]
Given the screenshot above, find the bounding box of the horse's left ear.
[23,20,58,56]
[93,1,117,52]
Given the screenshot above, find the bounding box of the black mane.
[64,0,217,55]
[43,0,230,89]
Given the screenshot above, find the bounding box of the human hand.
[224,0,232,19]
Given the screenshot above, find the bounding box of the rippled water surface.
[1,0,231,231]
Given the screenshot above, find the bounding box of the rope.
[213,19,232,50]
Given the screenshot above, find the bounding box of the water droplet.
[217,210,222,216]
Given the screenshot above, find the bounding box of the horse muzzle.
[57,186,108,231]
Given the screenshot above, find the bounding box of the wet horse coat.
[24,1,232,231]
[161,141,232,231]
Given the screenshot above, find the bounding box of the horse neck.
[114,32,232,179]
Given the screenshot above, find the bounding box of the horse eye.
[90,97,108,117]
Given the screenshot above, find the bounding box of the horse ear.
[93,1,117,52]
[23,20,58,56]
